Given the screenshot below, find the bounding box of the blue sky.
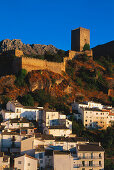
[0,0,113,51]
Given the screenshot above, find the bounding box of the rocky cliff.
[0,39,59,56]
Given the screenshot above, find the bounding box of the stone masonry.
[71,27,90,51]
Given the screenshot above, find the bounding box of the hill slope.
[92,40,114,62]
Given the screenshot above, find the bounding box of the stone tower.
[71,27,90,51]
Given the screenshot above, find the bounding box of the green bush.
[83,43,90,51]
[66,60,75,79]
[26,50,66,63]
[15,69,27,87]
[81,54,89,61]
[54,103,70,114]
[105,159,114,170]
[95,56,113,76]
[18,94,34,106]
[32,90,52,106]
[76,77,82,87]
[1,96,10,109]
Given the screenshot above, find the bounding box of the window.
[89,161,93,166]
[28,163,30,166]
[39,153,43,159]
[3,157,8,162]
[91,153,93,158]
[18,161,21,164]
[99,153,101,158]
[99,161,101,166]
[82,161,85,167]
[40,160,43,164]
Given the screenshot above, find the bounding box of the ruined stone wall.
[22,50,93,74]
[22,57,65,74]
[64,50,93,63]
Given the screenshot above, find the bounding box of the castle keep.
[71,27,90,51]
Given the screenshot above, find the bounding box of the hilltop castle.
[0,27,92,75]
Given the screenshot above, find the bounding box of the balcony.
[78,156,102,159]
[73,164,102,168]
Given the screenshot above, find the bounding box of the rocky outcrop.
[0,39,59,56]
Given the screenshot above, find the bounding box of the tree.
[83,43,90,51]
[15,69,27,87]
[18,94,34,106]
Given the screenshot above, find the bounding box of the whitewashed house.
[43,126,72,137]
[0,152,10,169]
[0,131,22,153]
[1,100,43,121]
[53,142,104,170]
[72,101,104,112]
[14,154,38,170]
[1,118,33,129]
[108,109,114,126]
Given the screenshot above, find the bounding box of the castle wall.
[64,50,93,63]
[0,56,22,76]
[22,57,65,74]
[22,50,93,74]
[0,48,93,76]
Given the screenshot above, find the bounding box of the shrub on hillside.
[83,43,90,51]
[66,60,75,79]
[18,94,34,106]
[15,69,27,87]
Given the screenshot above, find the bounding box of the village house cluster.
[72,101,113,129]
[0,99,113,170]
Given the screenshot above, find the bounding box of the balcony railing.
[78,156,102,159]
[73,164,102,168]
